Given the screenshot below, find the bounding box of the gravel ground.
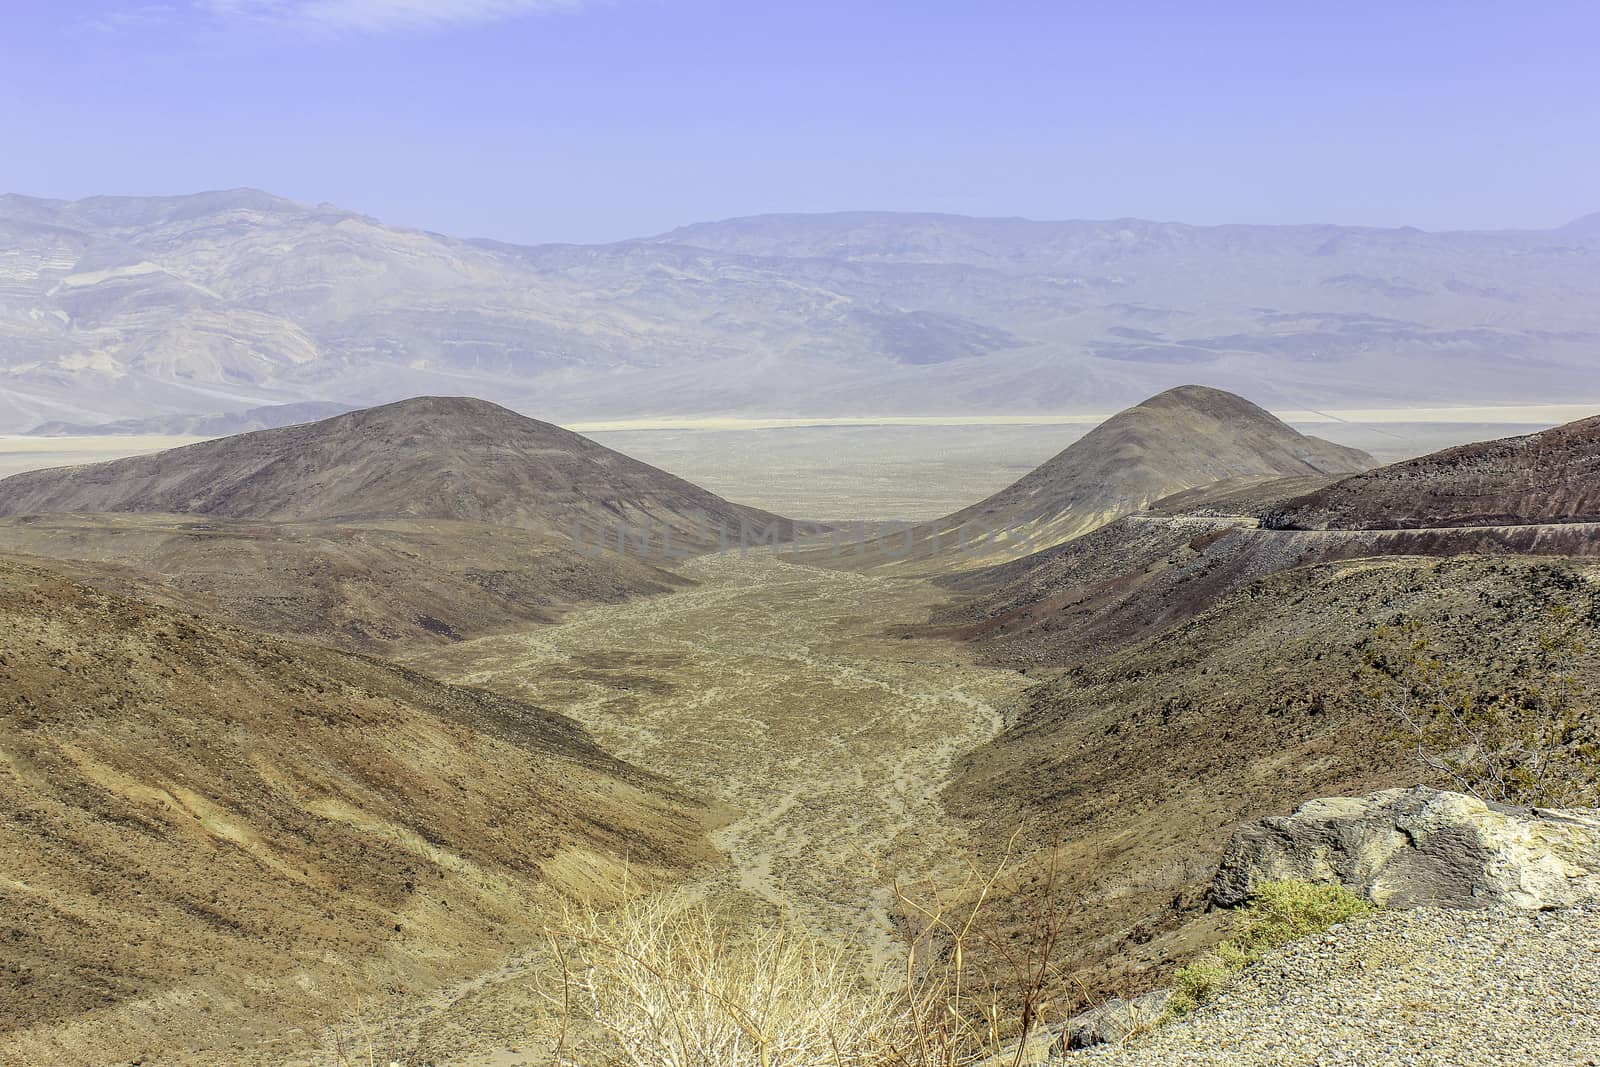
[1074,903,1600,1067]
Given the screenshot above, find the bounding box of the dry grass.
[546,893,906,1066]
[538,833,1074,1067]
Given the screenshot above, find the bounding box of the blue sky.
[2,1,1596,243]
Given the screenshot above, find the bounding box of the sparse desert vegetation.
[1367,605,1599,805]
[1166,881,1377,1017]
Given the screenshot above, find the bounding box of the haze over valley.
[1,381,1597,1064]
[5,3,1600,1064]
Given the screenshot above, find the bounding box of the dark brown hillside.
[947,556,1600,1010]
[936,510,1600,669]
[818,386,1371,569]
[0,558,707,1066]
[1268,413,1600,530]
[0,395,795,542]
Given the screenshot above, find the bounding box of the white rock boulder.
[1212,786,1600,910]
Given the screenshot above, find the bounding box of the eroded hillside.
[1269,414,1600,529]
[811,386,1372,570]
[0,514,690,652]
[0,559,707,1066]
[0,397,803,652]
[947,556,1600,1003]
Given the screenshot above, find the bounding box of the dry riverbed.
[351,553,1032,1063]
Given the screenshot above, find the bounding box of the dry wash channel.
[411,553,1032,963]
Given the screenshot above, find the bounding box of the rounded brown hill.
[1268,414,1600,530]
[937,385,1372,548]
[0,396,792,539]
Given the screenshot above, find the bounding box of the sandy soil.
[370,552,1033,1064]
[413,552,1031,955]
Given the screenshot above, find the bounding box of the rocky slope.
[822,386,1371,569]
[0,558,708,1066]
[1026,785,1600,1062]
[4,191,1600,430]
[1267,413,1600,530]
[1077,903,1600,1066]
[937,411,1600,666]
[0,395,793,540]
[934,386,1370,545]
[0,397,793,650]
[937,509,1600,669]
[945,556,1600,1007]
[0,514,690,653]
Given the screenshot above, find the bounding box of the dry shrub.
[885,827,1070,1065]
[546,892,909,1067]
[542,830,1074,1067]
[1366,600,1599,806]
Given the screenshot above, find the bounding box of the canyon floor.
[322,552,1035,1064]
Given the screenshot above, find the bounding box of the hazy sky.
[3,1,1596,243]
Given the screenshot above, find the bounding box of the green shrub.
[1234,880,1376,960]
[1166,956,1230,1016]
[1166,880,1374,1018]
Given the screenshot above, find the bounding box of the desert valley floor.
[357,554,1033,1064]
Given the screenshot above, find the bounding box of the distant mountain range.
[23,400,356,437]
[2,189,1599,432]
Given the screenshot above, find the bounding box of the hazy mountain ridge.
[3,191,1599,431]
[25,400,356,437]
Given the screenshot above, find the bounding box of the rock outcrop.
[1213,786,1600,911]
[1058,990,1174,1052]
